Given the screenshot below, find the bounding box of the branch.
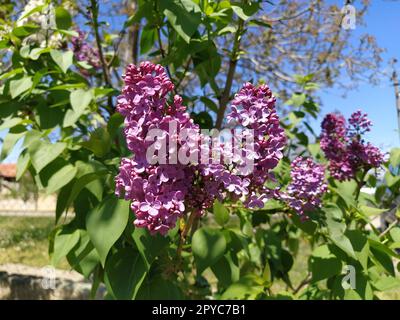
[107,28,126,68]
[215,18,244,129]
[131,23,140,65]
[89,0,114,112]
[176,211,197,267]
[89,0,112,89]
[379,218,399,239]
[293,273,311,295]
[264,6,312,23]
[154,1,174,87]
[174,58,192,92]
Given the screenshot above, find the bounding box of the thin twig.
[354,169,368,201]
[379,218,399,239]
[293,273,311,295]
[215,17,244,129]
[174,58,192,92]
[107,28,126,68]
[176,211,197,267]
[89,0,114,112]
[156,26,173,82]
[154,1,174,87]
[264,6,311,23]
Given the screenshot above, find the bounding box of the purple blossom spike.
[284,157,327,217]
[71,29,101,70]
[320,110,384,181]
[115,62,287,235]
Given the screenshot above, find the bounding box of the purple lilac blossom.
[71,29,101,70]
[320,110,384,181]
[115,62,289,235]
[284,157,327,217]
[115,62,199,235]
[226,82,287,208]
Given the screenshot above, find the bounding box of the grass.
[0,216,69,269]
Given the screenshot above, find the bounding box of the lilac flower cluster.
[284,157,327,217]
[226,83,287,208]
[71,29,101,70]
[320,110,384,181]
[115,62,288,235]
[115,62,199,234]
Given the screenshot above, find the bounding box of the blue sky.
[310,0,400,150]
[1,0,399,163]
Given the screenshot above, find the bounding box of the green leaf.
[389,227,400,243]
[291,213,317,235]
[262,260,272,284]
[28,140,66,173]
[359,205,387,217]
[211,252,240,289]
[286,93,306,108]
[140,26,156,55]
[200,96,218,113]
[52,229,80,266]
[370,246,395,276]
[107,113,124,138]
[373,276,400,291]
[213,200,229,226]
[29,47,50,60]
[310,245,342,282]
[104,248,147,300]
[333,180,357,208]
[67,230,100,277]
[63,109,81,127]
[231,5,250,20]
[330,232,356,260]
[50,83,86,90]
[81,127,111,157]
[0,131,25,161]
[132,227,169,268]
[70,89,92,114]
[384,171,400,188]
[35,103,64,129]
[55,7,72,30]
[0,68,24,81]
[86,196,130,266]
[46,164,77,194]
[217,25,237,36]
[16,46,31,61]
[0,117,23,131]
[324,204,356,259]
[18,5,46,21]
[192,227,227,274]
[368,238,400,259]
[136,275,184,300]
[345,230,369,270]
[221,274,264,299]
[66,170,107,207]
[50,50,73,73]
[160,0,202,43]
[12,25,39,37]
[9,76,33,98]
[16,151,30,181]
